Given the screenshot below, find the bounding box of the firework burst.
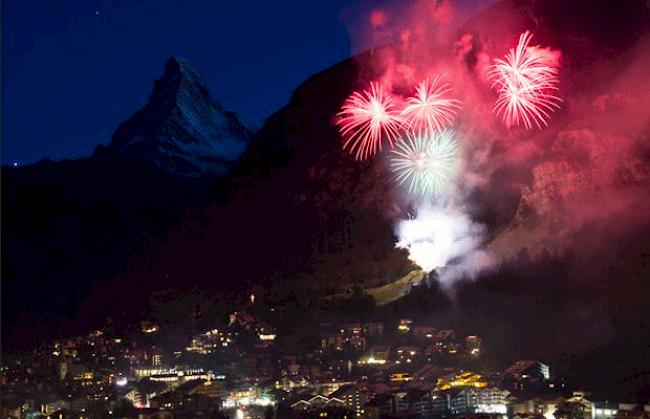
[390,130,459,197]
[490,31,562,129]
[401,77,462,135]
[335,82,404,160]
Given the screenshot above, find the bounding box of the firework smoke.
[395,204,486,275]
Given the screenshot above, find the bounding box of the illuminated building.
[503,360,552,393]
[133,367,168,379]
[170,369,213,382]
[435,371,487,390]
[347,334,366,350]
[290,395,345,411]
[139,321,159,334]
[397,319,413,333]
[61,344,78,358]
[276,375,311,391]
[151,352,162,366]
[330,323,367,350]
[186,328,234,354]
[389,372,413,383]
[432,391,451,416]
[148,379,223,412]
[505,360,551,381]
[511,395,566,419]
[367,345,390,363]
[341,323,363,335]
[149,371,184,383]
[192,380,225,399]
[58,360,69,381]
[322,322,380,353]
[74,371,95,386]
[376,390,433,417]
[554,392,594,419]
[64,364,94,386]
[0,396,23,419]
[593,404,618,419]
[135,368,215,385]
[413,325,438,340]
[357,356,387,366]
[616,403,650,419]
[257,325,277,341]
[447,387,510,415]
[313,379,354,396]
[41,399,71,416]
[329,384,370,417]
[395,346,420,364]
[465,335,481,356]
[322,334,345,351]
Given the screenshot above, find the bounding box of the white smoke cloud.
[395,203,489,281]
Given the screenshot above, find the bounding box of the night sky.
[1,0,491,165]
[2,0,357,165]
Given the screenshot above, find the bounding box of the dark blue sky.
[2,0,489,164]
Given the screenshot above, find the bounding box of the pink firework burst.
[490,31,562,130]
[401,77,462,134]
[335,82,404,160]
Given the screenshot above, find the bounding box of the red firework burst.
[335,82,403,160]
[490,31,562,129]
[401,77,462,134]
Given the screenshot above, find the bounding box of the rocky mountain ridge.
[107,57,253,177]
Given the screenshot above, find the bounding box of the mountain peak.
[164,56,204,80]
[107,57,253,177]
[150,57,216,111]
[165,56,195,76]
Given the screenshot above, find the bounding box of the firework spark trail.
[401,77,462,135]
[391,134,432,196]
[335,82,404,160]
[390,130,459,197]
[490,31,562,129]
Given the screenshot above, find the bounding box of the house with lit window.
[329,384,371,417]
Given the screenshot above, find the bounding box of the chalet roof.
[505,360,545,375]
[176,378,207,394]
[329,384,356,399]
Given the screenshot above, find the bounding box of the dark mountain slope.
[75,51,411,324]
[1,153,212,348]
[2,58,253,349]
